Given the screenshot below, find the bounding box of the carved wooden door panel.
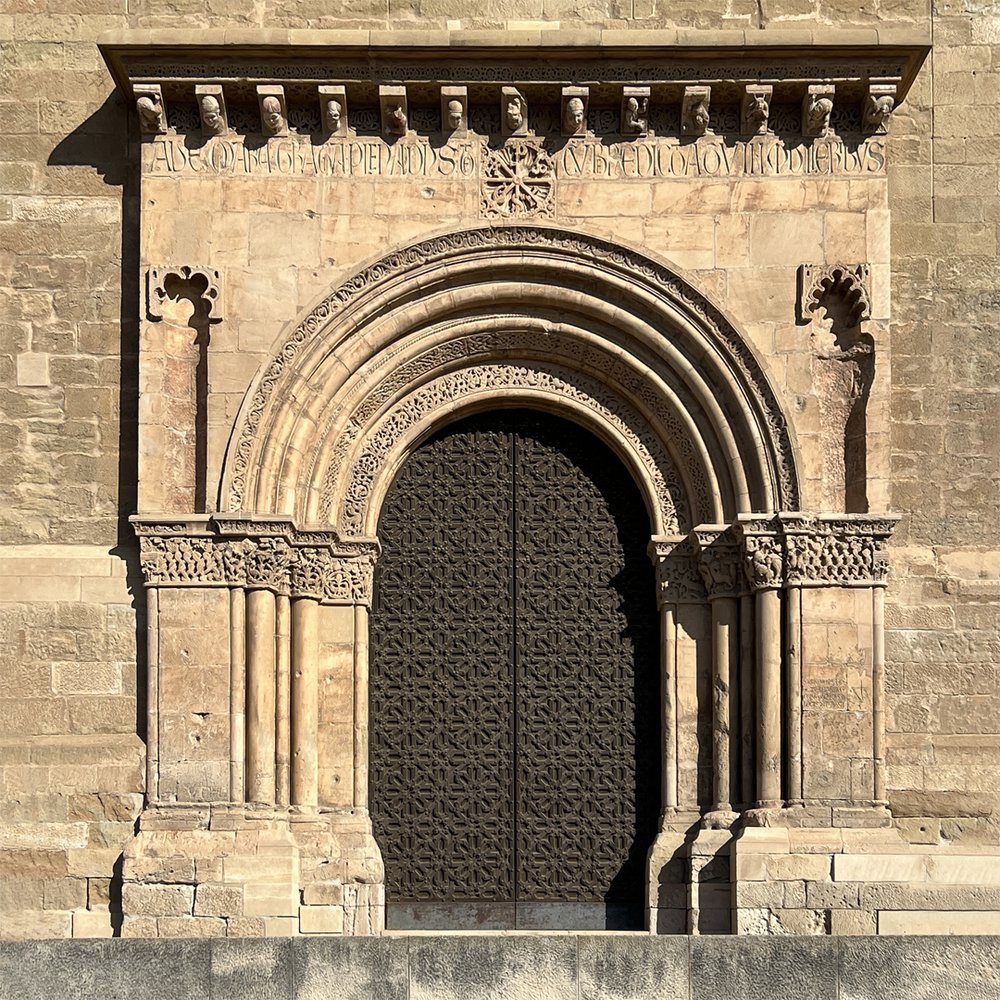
[369,410,659,930]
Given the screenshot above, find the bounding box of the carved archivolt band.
[132,517,378,605]
[333,362,687,535]
[222,226,800,522]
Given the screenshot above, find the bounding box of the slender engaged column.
[145,586,159,804]
[229,586,246,802]
[872,585,887,806]
[785,585,803,805]
[353,604,369,810]
[291,596,319,806]
[246,588,277,803]
[275,594,291,807]
[756,587,783,807]
[739,592,755,808]
[710,596,739,812]
[661,604,678,812]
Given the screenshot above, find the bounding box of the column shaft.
[229,586,246,803]
[291,596,319,806]
[662,604,678,812]
[785,585,803,804]
[872,585,887,806]
[245,588,277,803]
[275,594,291,807]
[145,586,159,804]
[711,596,738,812]
[353,604,369,810]
[756,588,782,807]
[739,592,755,808]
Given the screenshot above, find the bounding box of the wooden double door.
[369,409,660,930]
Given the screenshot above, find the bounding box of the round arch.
[220,225,801,534]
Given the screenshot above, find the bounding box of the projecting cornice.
[99,28,929,109]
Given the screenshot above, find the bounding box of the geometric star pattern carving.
[369,409,660,925]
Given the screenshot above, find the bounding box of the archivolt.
[220,225,800,534]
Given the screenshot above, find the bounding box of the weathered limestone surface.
[0,0,998,945]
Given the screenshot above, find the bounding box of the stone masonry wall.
[2,0,999,940]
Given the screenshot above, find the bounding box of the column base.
[121,804,384,937]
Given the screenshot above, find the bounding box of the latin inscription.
[143,134,886,179]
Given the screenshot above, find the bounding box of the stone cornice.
[99,28,929,107]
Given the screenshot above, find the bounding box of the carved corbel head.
[134,83,167,135]
[441,86,468,138]
[621,86,650,137]
[502,86,529,138]
[257,85,289,138]
[561,86,589,138]
[195,84,228,138]
[681,86,712,136]
[379,85,408,138]
[802,84,835,138]
[741,84,772,137]
[318,85,350,139]
[863,83,896,135]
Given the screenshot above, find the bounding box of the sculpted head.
[262,95,284,133]
[505,96,523,130]
[325,99,342,132]
[447,99,464,130]
[565,96,585,132]
[692,100,710,130]
[136,95,161,130]
[200,95,225,135]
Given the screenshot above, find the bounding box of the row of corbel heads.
[134,80,897,140]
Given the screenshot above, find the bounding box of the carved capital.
[782,514,900,587]
[323,553,377,607]
[245,537,292,593]
[135,83,167,135]
[693,526,743,600]
[290,545,328,600]
[649,535,705,607]
[682,86,711,136]
[147,265,223,323]
[798,263,871,326]
[736,517,785,592]
[139,535,226,586]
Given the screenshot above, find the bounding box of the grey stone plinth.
[578,935,689,1000]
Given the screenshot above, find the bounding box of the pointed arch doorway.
[369,408,661,931]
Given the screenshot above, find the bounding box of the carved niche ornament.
[741,85,772,136]
[798,263,872,326]
[147,265,223,323]
[562,87,589,138]
[441,85,468,137]
[135,83,167,134]
[379,85,409,138]
[196,84,228,137]
[803,84,835,138]
[257,85,289,137]
[318,85,350,138]
[864,83,896,135]
[681,86,712,136]
[502,86,529,137]
[621,87,650,137]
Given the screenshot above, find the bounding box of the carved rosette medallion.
[481,141,555,219]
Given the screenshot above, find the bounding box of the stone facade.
[0,0,998,943]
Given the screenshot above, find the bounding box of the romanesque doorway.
[369,409,661,930]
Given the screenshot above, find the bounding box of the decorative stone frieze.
[649,536,706,606]
[319,84,350,137]
[138,534,227,586]
[741,85,772,136]
[782,514,899,586]
[798,263,872,325]
[863,82,896,135]
[693,527,743,600]
[195,83,228,137]
[147,265,223,323]
[682,86,711,135]
[135,83,167,134]
[256,84,289,137]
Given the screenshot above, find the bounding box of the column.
[245,588,277,803]
[145,586,159,804]
[291,596,319,806]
